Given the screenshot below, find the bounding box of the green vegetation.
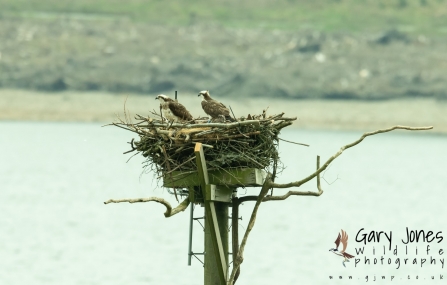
[1,0,446,99]
[1,0,446,33]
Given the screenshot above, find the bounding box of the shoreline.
[1,89,445,134]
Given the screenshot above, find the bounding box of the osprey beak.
[155,97,158,100]
[197,94,201,97]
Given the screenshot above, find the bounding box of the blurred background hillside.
[1,0,447,98]
[0,0,446,129]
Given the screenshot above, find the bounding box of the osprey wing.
[334,233,341,250]
[210,99,230,115]
[168,102,193,121]
[340,230,349,253]
[202,100,230,118]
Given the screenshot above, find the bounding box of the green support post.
[195,143,228,285]
[204,198,228,285]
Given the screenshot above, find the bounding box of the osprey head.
[329,248,338,252]
[155,94,170,102]
[198,90,211,100]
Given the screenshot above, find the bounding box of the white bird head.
[155,94,171,103]
[198,90,211,100]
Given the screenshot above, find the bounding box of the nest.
[112,110,296,180]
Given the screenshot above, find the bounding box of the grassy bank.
[1,0,447,33]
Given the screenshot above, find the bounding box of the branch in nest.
[191,131,261,142]
[104,196,190,218]
[143,120,262,130]
[274,121,293,130]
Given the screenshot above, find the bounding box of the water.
[1,122,446,284]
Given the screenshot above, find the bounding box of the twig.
[259,112,284,122]
[262,107,269,119]
[109,122,144,134]
[104,197,189,218]
[322,164,340,185]
[278,137,309,147]
[229,105,237,121]
[123,138,137,154]
[158,156,196,178]
[161,145,178,202]
[228,145,265,169]
[126,151,140,163]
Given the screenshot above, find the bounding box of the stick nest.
[112,110,296,180]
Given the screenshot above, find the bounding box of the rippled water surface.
[1,122,446,284]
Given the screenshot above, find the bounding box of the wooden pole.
[194,143,228,285]
[204,199,228,285]
[231,197,240,282]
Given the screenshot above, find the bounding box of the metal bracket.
[206,185,232,202]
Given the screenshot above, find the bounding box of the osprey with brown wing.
[198,90,235,122]
[155,94,193,122]
[329,229,355,267]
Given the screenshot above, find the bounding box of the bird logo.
[329,229,355,267]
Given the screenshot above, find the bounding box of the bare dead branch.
[104,196,189,218]
[270,125,432,189]
[264,156,323,201]
[237,156,323,204]
[228,173,272,285]
[228,125,432,284]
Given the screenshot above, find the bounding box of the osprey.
[155,94,193,122]
[197,90,235,122]
[329,229,355,267]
